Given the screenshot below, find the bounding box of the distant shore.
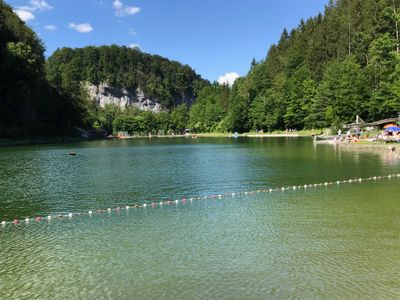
[0,130,318,147]
[338,141,400,154]
[2,133,399,158]
[314,137,400,155]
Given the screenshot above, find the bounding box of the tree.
[170,104,189,133]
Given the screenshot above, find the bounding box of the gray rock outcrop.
[85,82,163,113]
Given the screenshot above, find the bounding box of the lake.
[0,137,399,299]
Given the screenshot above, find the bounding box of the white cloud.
[113,0,123,10]
[29,0,53,11]
[69,22,94,33]
[218,72,240,86]
[44,24,57,30]
[14,0,52,22]
[113,0,140,17]
[19,0,53,12]
[14,9,35,22]
[123,6,140,15]
[129,43,140,49]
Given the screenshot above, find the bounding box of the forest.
[0,0,87,138]
[2,0,400,137]
[191,0,400,133]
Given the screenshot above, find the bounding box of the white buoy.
[324,182,328,186]
[1,221,6,226]
[68,213,73,219]
[47,216,52,220]
[25,218,29,223]
[107,208,111,212]
[388,175,392,179]
[126,206,129,210]
[359,178,362,182]
[175,200,179,204]
[218,195,222,199]
[304,185,307,188]
[269,189,273,192]
[190,198,194,202]
[232,193,235,197]
[245,191,248,195]
[293,186,296,190]
[143,204,147,208]
[159,202,163,205]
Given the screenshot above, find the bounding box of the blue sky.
[8,0,328,83]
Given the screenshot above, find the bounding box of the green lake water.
[0,137,399,299]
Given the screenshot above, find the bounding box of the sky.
[7,0,328,84]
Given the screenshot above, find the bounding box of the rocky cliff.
[85,83,164,112]
[47,46,209,113]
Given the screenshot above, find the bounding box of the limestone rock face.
[85,82,163,113]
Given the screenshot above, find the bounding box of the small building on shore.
[344,115,400,131]
[365,118,399,131]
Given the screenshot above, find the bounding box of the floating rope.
[1,173,400,228]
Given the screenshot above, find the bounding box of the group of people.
[337,127,361,142]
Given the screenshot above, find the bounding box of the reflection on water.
[0,138,399,299]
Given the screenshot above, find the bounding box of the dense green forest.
[0,0,206,138]
[47,46,208,110]
[0,0,87,138]
[190,0,400,133]
[3,0,400,138]
[46,45,208,135]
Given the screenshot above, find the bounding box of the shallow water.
[0,137,399,299]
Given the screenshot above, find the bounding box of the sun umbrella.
[384,126,400,132]
[383,123,397,128]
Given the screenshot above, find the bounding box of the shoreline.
[0,131,316,147]
[315,138,400,155]
[338,141,400,154]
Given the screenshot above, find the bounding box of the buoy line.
[1,173,400,228]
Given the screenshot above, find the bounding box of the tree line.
[189,0,400,133]
[3,0,400,138]
[0,0,87,138]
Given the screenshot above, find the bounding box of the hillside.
[0,0,86,138]
[190,0,400,132]
[46,46,208,112]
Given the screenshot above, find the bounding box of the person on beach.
[355,127,360,139]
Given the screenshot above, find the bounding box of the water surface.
[0,138,399,299]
